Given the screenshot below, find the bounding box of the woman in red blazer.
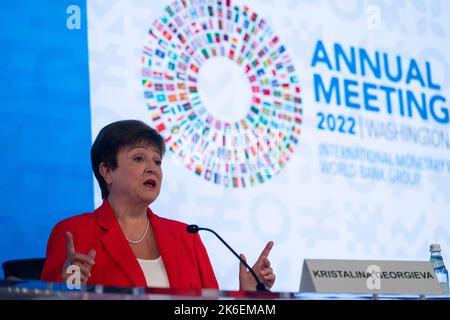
[40,120,275,290]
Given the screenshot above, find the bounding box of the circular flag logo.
[141,0,302,188]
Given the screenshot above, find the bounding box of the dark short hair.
[91,120,166,199]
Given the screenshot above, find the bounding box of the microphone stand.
[187,225,268,291]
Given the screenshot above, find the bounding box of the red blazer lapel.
[95,200,147,287]
[148,209,185,289]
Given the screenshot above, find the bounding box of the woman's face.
[102,143,163,206]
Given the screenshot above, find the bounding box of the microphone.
[187,224,268,291]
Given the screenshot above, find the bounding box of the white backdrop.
[87,0,450,292]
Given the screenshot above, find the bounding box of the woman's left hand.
[239,241,276,291]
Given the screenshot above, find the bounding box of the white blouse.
[137,256,170,288]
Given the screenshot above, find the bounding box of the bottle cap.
[430,244,441,252]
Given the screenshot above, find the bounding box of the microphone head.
[186,224,199,233]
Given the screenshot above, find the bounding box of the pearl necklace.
[125,217,150,245]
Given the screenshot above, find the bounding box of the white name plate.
[300,259,443,294]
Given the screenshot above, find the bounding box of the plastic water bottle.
[429,244,449,294]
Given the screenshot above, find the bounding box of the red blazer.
[40,200,219,289]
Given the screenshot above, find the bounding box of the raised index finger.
[257,241,274,262]
[65,231,76,257]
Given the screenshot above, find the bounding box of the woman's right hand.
[62,231,96,285]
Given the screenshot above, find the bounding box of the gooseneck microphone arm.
[187,224,267,291]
